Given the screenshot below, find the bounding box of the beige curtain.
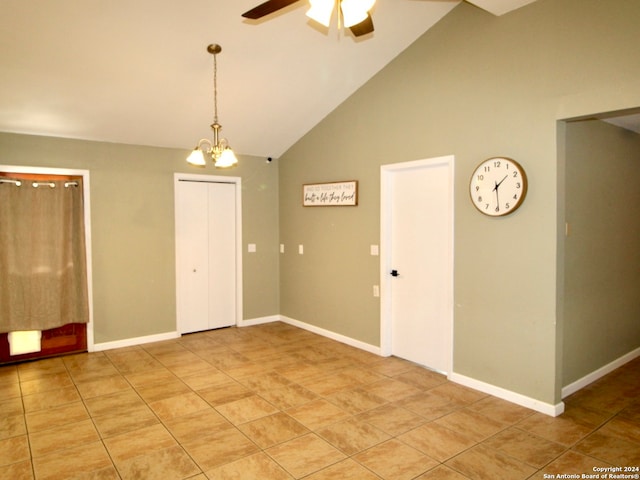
[0,177,89,333]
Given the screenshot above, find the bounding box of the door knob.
[390,269,399,277]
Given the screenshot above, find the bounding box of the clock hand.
[495,175,508,189]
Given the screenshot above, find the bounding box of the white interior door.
[175,178,238,334]
[381,156,453,373]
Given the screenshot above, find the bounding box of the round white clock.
[469,157,528,216]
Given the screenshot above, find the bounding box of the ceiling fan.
[242,0,376,37]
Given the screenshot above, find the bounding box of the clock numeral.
[513,194,518,200]
[484,166,491,172]
[516,182,521,189]
[475,186,480,192]
[513,171,518,178]
[477,196,483,202]
[494,205,500,212]
[505,202,510,209]
[493,160,501,168]
[485,203,490,210]
[477,174,484,181]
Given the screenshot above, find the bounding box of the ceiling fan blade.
[349,14,374,37]
[242,0,301,19]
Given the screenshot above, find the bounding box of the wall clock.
[469,157,528,216]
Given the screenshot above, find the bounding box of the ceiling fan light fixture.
[340,0,375,27]
[306,0,335,27]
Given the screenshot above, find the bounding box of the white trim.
[239,315,280,327]
[0,165,95,352]
[379,155,455,373]
[93,331,181,352]
[561,347,640,398]
[450,371,565,417]
[279,316,382,355]
[173,173,243,333]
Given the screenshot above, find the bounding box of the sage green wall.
[563,119,640,386]
[0,132,279,344]
[278,0,640,404]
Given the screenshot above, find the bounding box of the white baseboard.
[449,372,565,417]
[92,331,181,352]
[279,315,382,355]
[562,346,640,399]
[238,315,280,327]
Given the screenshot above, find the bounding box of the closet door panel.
[176,181,210,333]
[208,183,236,329]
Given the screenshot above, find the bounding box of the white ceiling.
[0,0,540,158]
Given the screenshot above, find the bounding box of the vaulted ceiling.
[1,0,540,158]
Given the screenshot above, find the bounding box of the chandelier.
[306,0,376,29]
[187,44,238,168]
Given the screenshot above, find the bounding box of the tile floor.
[0,322,638,479]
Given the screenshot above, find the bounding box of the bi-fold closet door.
[175,179,237,334]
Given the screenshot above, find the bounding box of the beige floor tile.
[19,372,74,396]
[286,398,351,430]
[180,367,232,391]
[124,367,176,388]
[397,391,460,421]
[198,379,253,406]
[103,424,177,463]
[164,408,232,443]
[17,358,66,382]
[74,374,132,399]
[574,429,640,465]
[266,433,346,479]
[394,366,448,390]
[0,397,24,417]
[304,458,381,479]
[115,444,200,480]
[0,380,22,400]
[25,401,88,434]
[215,394,279,425]
[445,444,536,479]
[182,426,259,471]
[538,450,614,477]
[361,377,422,402]
[0,459,33,480]
[0,434,30,466]
[32,441,113,480]
[467,395,534,425]
[277,362,327,383]
[92,403,159,438]
[367,356,415,376]
[354,439,438,480]
[325,387,387,414]
[301,371,363,396]
[22,386,80,413]
[205,452,293,480]
[357,403,427,436]
[83,389,146,417]
[434,408,506,442]
[29,419,100,458]
[428,382,488,406]
[415,465,471,479]
[258,383,318,410]
[240,371,292,394]
[239,412,309,448]
[482,426,566,468]
[0,413,26,440]
[516,410,598,446]
[317,417,390,455]
[399,422,476,462]
[134,377,191,403]
[148,391,210,421]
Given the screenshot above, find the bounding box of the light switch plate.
[248,244,256,253]
[370,245,379,256]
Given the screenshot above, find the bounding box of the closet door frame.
[174,173,243,333]
[0,165,94,351]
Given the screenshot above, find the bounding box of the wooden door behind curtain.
[0,172,88,364]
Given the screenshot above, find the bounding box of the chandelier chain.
[212,52,218,124]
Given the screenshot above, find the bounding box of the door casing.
[174,173,243,333]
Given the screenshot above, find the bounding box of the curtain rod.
[0,179,79,188]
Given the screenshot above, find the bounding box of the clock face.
[469,157,527,216]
